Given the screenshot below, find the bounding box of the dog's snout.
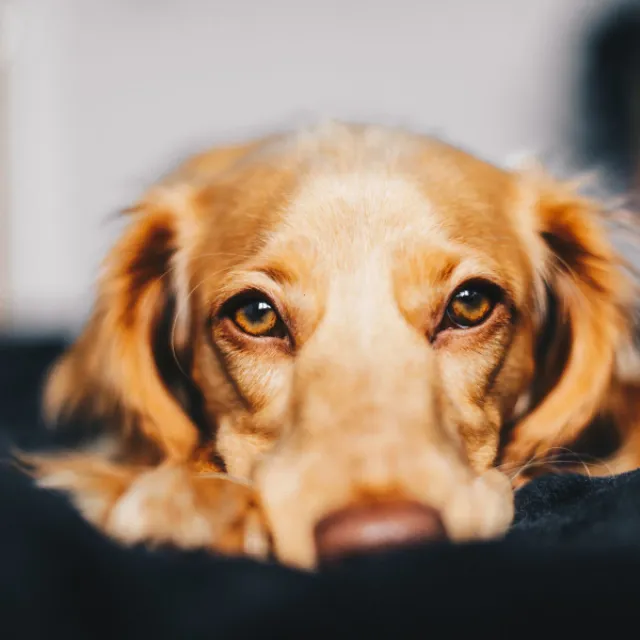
[313,500,446,564]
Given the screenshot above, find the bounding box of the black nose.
[313,500,446,564]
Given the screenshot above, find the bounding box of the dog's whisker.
[502,455,613,483]
[170,275,216,378]
[544,446,615,477]
[506,454,542,483]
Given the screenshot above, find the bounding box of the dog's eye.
[445,284,497,329]
[229,297,285,338]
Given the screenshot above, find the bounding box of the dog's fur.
[28,122,640,568]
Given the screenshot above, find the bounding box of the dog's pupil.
[458,290,481,308]
[246,301,271,323]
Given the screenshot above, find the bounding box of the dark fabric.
[0,336,65,448]
[0,337,638,638]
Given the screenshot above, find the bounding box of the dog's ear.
[504,171,633,464]
[44,186,201,461]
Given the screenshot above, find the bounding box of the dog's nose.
[313,500,446,564]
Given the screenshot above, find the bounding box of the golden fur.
[28,122,640,568]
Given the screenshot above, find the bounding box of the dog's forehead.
[259,138,523,273]
[192,126,529,300]
[282,171,445,243]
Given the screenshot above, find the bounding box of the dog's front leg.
[26,454,271,559]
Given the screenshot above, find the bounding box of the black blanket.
[1,337,639,638]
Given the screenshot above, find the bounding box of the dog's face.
[46,124,631,567]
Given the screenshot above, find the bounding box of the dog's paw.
[24,454,270,559]
[444,468,515,541]
[21,452,138,526]
[106,465,270,558]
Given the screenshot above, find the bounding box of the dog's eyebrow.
[431,259,458,288]
[251,264,295,287]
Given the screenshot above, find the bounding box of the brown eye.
[229,297,285,338]
[446,285,496,329]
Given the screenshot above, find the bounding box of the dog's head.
[45,123,634,567]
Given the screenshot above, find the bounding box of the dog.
[27,121,640,569]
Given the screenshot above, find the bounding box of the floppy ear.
[504,171,634,466]
[44,186,201,462]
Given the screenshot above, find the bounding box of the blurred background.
[0,0,640,443]
[1,0,640,335]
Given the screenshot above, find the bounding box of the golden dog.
[30,122,640,569]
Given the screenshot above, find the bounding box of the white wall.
[3,0,614,332]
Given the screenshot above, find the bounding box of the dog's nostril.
[313,500,446,564]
